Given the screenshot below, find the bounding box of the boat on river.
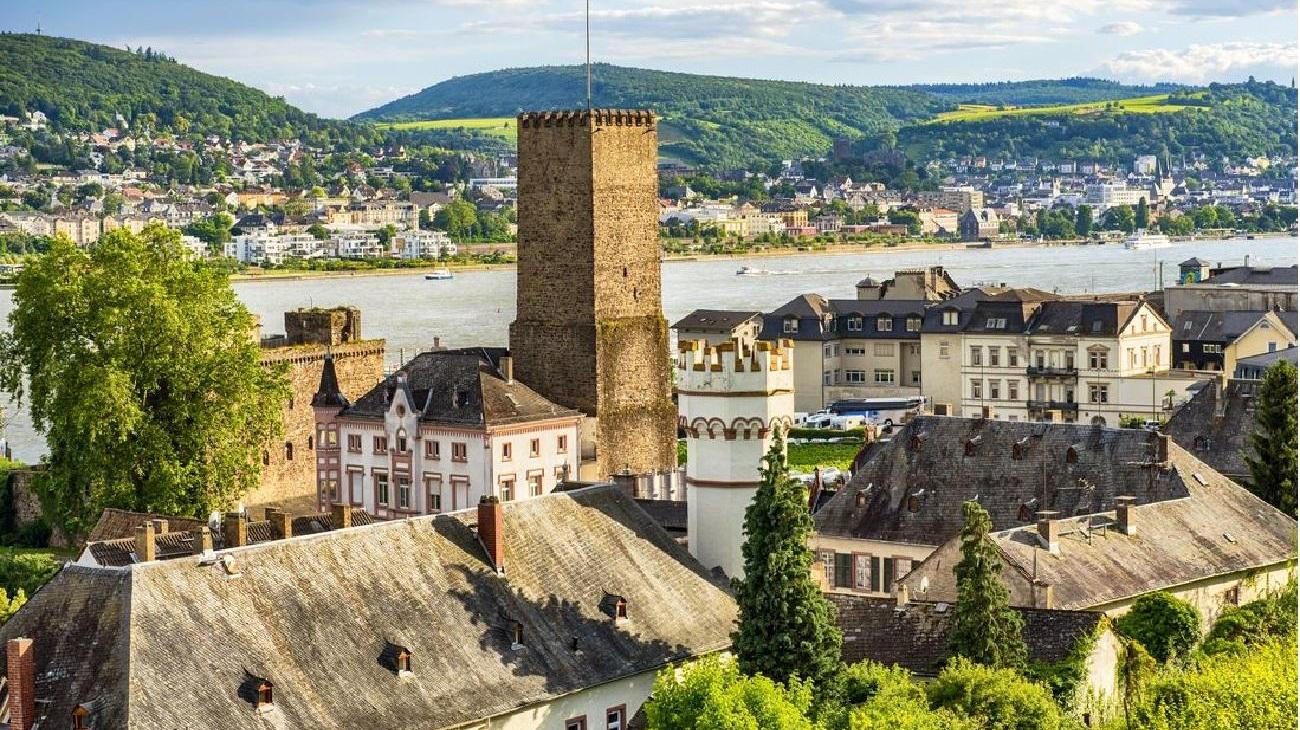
[1124,230,1172,250]
[424,268,454,280]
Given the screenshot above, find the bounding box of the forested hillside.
[912,77,1186,106]
[898,81,1297,164]
[356,64,944,168]
[0,33,377,146]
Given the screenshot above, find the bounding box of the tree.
[732,429,842,689]
[1103,204,1137,233]
[1136,197,1150,229]
[1115,592,1201,664]
[1202,581,1298,656]
[307,223,329,241]
[1118,638,1156,730]
[927,658,1061,730]
[948,501,1026,669]
[1074,204,1093,237]
[433,199,478,240]
[0,226,288,535]
[834,662,976,730]
[1243,360,1297,516]
[0,587,25,625]
[643,656,817,730]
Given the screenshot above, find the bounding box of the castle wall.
[248,339,385,513]
[510,110,676,479]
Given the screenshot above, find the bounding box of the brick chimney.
[331,503,352,530]
[135,522,156,562]
[1115,496,1137,536]
[6,637,35,730]
[222,512,247,548]
[1036,510,1061,554]
[265,507,293,540]
[478,496,505,574]
[192,526,214,555]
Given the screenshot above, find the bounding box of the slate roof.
[815,417,1191,546]
[671,309,762,332]
[759,296,927,342]
[1170,310,1285,343]
[83,508,375,568]
[341,348,580,427]
[0,486,736,729]
[85,509,205,544]
[902,443,1297,610]
[1027,301,1145,337]
[311,354,350,408]
[830,594,1105,676]
[1206,264,1298,287]
[1163,380,1256,480]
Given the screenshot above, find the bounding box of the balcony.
[1027,399,1079,413]
[1026,366,1078,378]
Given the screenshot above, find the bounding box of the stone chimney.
[265,507,293,540]
[1115,496,1137,536]
[135,522,156,562]
[6,637,35,730]
[193,526,214,555]
[500,354,514,384]
[895,583,909,608]
[478,496,505,574]
[1156,433,1170,465]
[331,503,352,530]
[1036,510,1061,554]
[222,512,247,549]
[612,468,637,499]
[1032,580,1054,609]
[150,518,169,535]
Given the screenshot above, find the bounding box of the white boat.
[736,266,769,275]
[424,268,454,280]
[1124,230,1172,250]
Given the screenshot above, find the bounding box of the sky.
[6,0,1298,119]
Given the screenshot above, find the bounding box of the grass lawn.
[931,93,1202,123]
[786,442,862,472]
[374,117,517,140]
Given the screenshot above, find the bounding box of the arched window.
[284,442,294,461]
[262,450,270,466]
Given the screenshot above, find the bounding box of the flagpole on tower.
[586,0,592,111]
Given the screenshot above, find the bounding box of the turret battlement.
[677,338,793,392]
[517,109,656,129]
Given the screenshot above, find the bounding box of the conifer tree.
[1136,197,1150,229]
[948,501,1027,669]
[1244,360,1297,517]
[732,429,842,688]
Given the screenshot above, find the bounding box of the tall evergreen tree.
[732,429,842,688]
[1136,197,1150,229]
[948,501,1027,669]
[1244,360,1297,517]
[1075,204,1093,237]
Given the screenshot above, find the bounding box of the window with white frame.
[971,379,982,399]
[397,476,412,510]
[873,369,895,384]
[845,370,867,383]
[988,347,1000,367]
[375,472,390,506]
[1089,383,1109,403]
[970,346,982,366]
[783,317,798,333]
[942,310,959,326]
[989,380,1001,399]
[876,316,893,332]
[906,316,922,332]
[847,317,863,332]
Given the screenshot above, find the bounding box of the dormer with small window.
[510,620,525,650]
[601,593,630,623]
[941,309,959,326]
[876,315,892,332]
[782,316,798,334]
[240,676,275,714]
[381,643,415,677]
[847,316,863,332]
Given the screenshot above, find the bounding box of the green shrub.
[787,443,862,471]
[1137,638,1297,730]
[643,655,817,730]
[1201,581,1297,656]
[0,549,60,597]
[832,662,977,730]
[927,657,1061,730]
[1115,592,1202,664]
[788,427,866,441]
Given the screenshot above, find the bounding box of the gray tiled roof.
[902,443,1297,610]
[1206,265,1298,287]
[85,509,205,543]
[342,348,580,426]
[815,417,1190,546]
[0,486,736,729]
[672,309,762,332]
[1164,380,1256,480]
[830,594,1104,676]
[1171,310,1275,343]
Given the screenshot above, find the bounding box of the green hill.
[911,78,1186,107]
[355,64,945,169]
[0,33,374,145]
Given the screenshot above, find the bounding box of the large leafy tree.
[732,429,842,689]
[948,501,1027,669]
[0,226,287,534]
[1244,360,1297,517]
[643,656,816,730]
[1115,591,1201,664]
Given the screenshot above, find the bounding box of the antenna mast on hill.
[585,0,592,111]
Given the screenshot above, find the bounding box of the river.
[1,236,1295,461]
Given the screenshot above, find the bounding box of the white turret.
[678,337,795,579]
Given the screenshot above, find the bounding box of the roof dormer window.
[847,317,863,332]
[397,648,413,676]
[511,621,525,649]
[254,679,274,712]
[942,310,958,326]
[783,317,798,334]
[876,316,892,332]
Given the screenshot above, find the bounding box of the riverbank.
[229,232,1289,282]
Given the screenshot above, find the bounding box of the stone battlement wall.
[677,338,794,393]
[517,109,656,128]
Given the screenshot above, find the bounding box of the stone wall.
[248,339,385,512]
[284,307,363,346]
[510,110,676,478]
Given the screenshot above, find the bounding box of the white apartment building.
[313,348,583,518]
[1085,182,1146,211]
[397,229,456,259]
[330,231,386,259]
[226,233,325,264]
[924,295,1203,425]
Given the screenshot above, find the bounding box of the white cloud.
[1101,41,1298,83]
[1166,0,1292,16]
[1098,21,1143,36]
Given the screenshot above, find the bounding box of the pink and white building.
[313,348,583,519]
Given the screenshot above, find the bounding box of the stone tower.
[678,337,795,579]
[510,109,676,479]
